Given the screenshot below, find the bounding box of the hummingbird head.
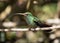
[23,12,32,16]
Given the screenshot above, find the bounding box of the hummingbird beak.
[16,13,27,16]
[22,13,28,16]
[16,13,25,16]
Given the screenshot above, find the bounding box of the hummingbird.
[17,12,51,28]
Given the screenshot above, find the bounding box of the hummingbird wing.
[34,20,51,27]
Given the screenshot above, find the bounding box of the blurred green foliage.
[33,3,57,21]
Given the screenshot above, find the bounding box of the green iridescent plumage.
[25,12,39,26]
